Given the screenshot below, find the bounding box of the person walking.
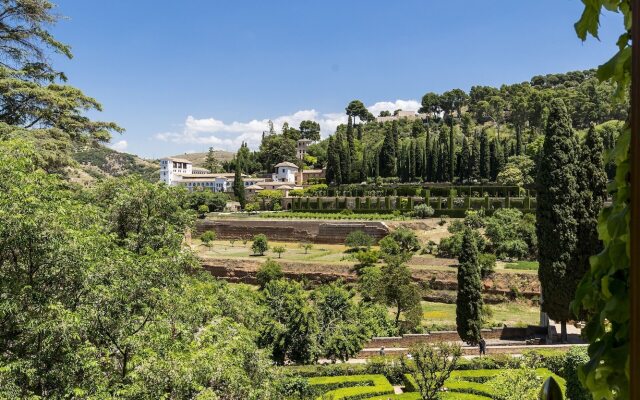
[479,337,486,356]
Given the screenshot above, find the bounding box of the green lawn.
[422,301,540,330]
[505,260,539,271]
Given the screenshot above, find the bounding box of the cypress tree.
[479,131,490,180]
[516,128,523,156]
[409,140,417,181]
[233,167,246,209]
[448,123,455,182]
[574,125,608,299]
[379,126,397,177]
[460,136,470,183]
[360,147,368,182]
[536,99,579,342]
[456,229,483,345]
[437,130,449,182]
[470,136,480,180]
[392,120,399,158]
[336,132,350,184]
[346,116,356,180]
[489,139,503,181]
[326,136,342,185]
[357,123,363,141]
[424,133,432,181]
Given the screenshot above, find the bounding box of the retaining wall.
[195,219,389,244]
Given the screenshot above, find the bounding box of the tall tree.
[326,136,342,184]
[489,139,503,181]
[204,146,220,173]
[299,120,321,141]
[346,116,356,181]
[479,131,490,180]
[379,126,397,177]
[459,136,470,183]
[470,136,480,180]
[233,167,246,209]
[448,122,455,181]
[456,229,483,345]
[536,99,579,342]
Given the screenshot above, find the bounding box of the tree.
[260,279,319,365]
[479,131,490,180]
[325,136,341,184]
[252,234,269,256]
[203,146,220,172]
[489,139,503,181]
[272,245,286,258]
[258,134,296,171]
[456,229,483,345]
[256,259,284,289]
[448,123,455,181]
[233,167,246,209]
[300,242,313,254]
[345,230,374,251]
[379,126,397,177]
[459,136,471,182]
[387,227,421,253]
[536,99,579,342]
[299,120,321,141]
[200,230,216,246]
[197,203,209,218]
[345,99,373,124]
[379,260,421,329]
[312,282,368,362]
[403,342,462,400]
[419,92,441,119]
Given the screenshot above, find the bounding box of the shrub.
[307,374,394,400]
[387,227,421,253]
[252,234,269,255]
[200,230,216,246]
[340,209,354,215]
[353,250,379,273]
[478,253,496,278]
[197,204,209,218]
[412,203,435,218]
[256,259,283,289]
[563,346,590,400]
[345,230,374,250]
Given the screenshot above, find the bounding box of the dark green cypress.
[360,147,368,182]
[448,123,455,182]
[489,139,502,181]
[346,116,356,181]
[379,126,397,177]
[424,133,432,181]
[479,131,490,180]
[357,123,363,141]
[574,125,608,304]
[460,136,470,183]
[437,130,449,182]
[516,127,523,156]
[409,140,417,181]
[392,120,399,158]
[233,166,246,209]
[536,99,579,342]
[456,229,483,345]
[470,136,480,180]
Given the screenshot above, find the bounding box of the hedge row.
[329,185,528,198]
[308,374,394,400]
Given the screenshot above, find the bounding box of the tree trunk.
[561,321,568,343]
[395,303,401,326]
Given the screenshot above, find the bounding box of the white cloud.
[110,140,128,152]
[153,99,419,151]
[367,99,421,117]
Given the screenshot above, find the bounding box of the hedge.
[367,394,489,400]
[308,374,394,400]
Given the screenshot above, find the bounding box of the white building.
[160,157,193,185]
[272,161,299,183]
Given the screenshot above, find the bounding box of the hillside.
[71,144,159,184]
[169,150,235,167]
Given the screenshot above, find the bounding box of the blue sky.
[51,0,622,158]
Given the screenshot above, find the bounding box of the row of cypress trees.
[327,119,523,185]
[454,99,607,345]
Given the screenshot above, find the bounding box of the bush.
[478,253,496,278]
[197,204,209,218]
[345,230,374,250]
[563,346,590,400]
[256,259,283,289]
[252,234,269,255]
[412,203,435,218]
[387,227,421,253]
[200,230,216,246]
[307,374,394,400]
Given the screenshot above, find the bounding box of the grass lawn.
[504,260,539,271]
[421,301,539,330]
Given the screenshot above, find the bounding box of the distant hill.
[168,150,235,167]
[71,144,159,184]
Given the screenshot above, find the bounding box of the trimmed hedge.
[308,374,394,400]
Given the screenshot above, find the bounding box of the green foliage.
[345,230,374,250]
[456,229,483,345]
[257,189,284,210]
[308,374,394,400]
[272,245,286,258]
[260,279,319,365]
[252,234,269,256]
[536,99,580,334]
[256,259,284,289]
[563,346,590,400]
[478,253,496,278]
[487,368,543,400]
[200,230,216,245]
[186,189,229,212]
[379,260,422,332]
[485,208,537,260]
[412,203,435,218]
[403,342,462,400]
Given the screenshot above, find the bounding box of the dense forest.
[228,69,625,189]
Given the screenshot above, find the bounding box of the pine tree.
[536,99,579,342]
[379,126,397,177]
[233,167,246,209]
[574,125,608,301]
[479,131,490,180]
[456,229,483,345]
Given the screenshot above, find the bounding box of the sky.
[50,0,623,158]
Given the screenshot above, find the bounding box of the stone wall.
[364,327,533,349]
[358,343,584,358]
[195,219,389,244]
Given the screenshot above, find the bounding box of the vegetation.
[345,230,374,251]
[200,230,216,245]
[256,259,284,289]
[456,229,484,345]
[403,342,462,400]
[252,234,269,256]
